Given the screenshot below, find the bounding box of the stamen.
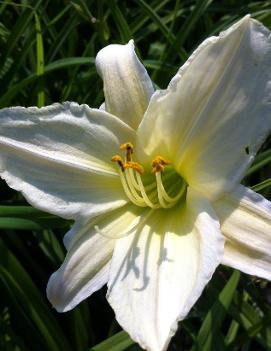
[112,155,124,172]
[124,161,144,175]
[119,171,146,207]
[124,167,159,208]
[156,177,172,208]
[135,172,160,209]
[128,168,141,190]
[112,144,186,209]
[152,156,171,173]
[124,171,146,203]
[128,168,156,192]
[120,142,134,162]
[156,172,186,206]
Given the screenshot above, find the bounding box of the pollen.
[124,161,144,175]
[151,156,171,173]
[120,142,134,162]
[111,155,124,171]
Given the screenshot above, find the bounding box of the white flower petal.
[96,40,154,129]
[47,204,145,312]
[64,203,149,250]
[0,102,135,219]
[138,16,271,198]
[214,185,271,280]
[47,224,114,313]
[99,102,105,110]
[107,188,224,351]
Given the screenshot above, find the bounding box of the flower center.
[112,142,187,209]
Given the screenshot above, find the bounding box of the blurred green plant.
[0,0,270,350]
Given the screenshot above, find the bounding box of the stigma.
[112,143,186,209]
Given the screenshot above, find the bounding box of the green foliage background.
[0,0,271,350]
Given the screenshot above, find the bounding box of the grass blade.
[0,57,95,106]
[89,331,135,351]
[251,178,271,192]
[34,12,45,107]
[0,239,72,351]
[107,0,132,42]
[191,270,240,351]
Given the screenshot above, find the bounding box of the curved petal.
[47,224,115,313]
[107,188,224,351]
[47,203,146,312]
[0,102,135,220]
[64,203,150,250]
[137,16,271,198]
[96,40,154,129]
[214,185,271,280]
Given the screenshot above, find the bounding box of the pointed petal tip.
[46,272,67,313]
[240,13,251,21]
[95,39,154,129]
[95,40,135,76]
[219,14,252,39]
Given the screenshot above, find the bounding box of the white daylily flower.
[0,15,271,351]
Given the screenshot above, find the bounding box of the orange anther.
[120,142,134,162]
[112,155,124,171]
[120,142,134,152]
[151,156,171,173]
[124,161,144,175]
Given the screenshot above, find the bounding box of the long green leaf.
[0,240,72,351]
[0,57,95,106]
[136,0,187,60]
[34,12,45,107]
[0,205,49,217]
[0,217,67,230]
[0,2,41,74]
[107,0,132,42]
[251,178,271,192]
[0,205,69,229]
[191,270,240,351]
[246,149,271,176]
[89,331,135,351]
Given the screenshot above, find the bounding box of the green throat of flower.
[112,142,187,209]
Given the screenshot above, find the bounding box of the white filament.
[156,172,186,203]
[135,172,160,209]
[119,168,186,209]
[119,171,146,207]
